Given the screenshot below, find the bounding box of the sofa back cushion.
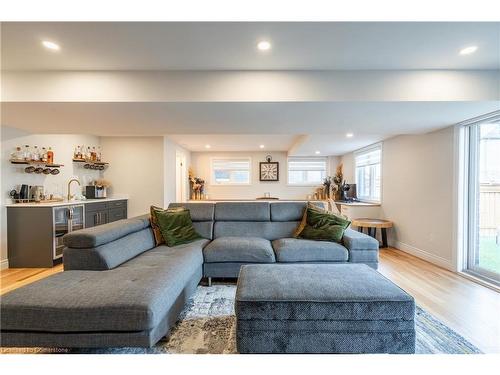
[168,202,215,221]
[155,208,203,247]
[64,226,156,270]
[270,202,307,221]
[168,203,215,240]
[215,202,270,221]
[63,215,151,249]
[214,221,299,241]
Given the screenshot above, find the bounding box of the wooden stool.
[351,218,393,248]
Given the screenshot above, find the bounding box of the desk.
[334,201,381,220]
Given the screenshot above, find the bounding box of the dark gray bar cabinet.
[7,199,127,268]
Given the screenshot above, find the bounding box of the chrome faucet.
[67,178,81,201]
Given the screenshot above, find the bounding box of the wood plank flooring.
[378,248,500,353]
[1,248,499,353]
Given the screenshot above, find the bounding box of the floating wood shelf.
[72,159,109,166]
[9,159,64,168]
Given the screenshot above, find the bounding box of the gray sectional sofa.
[182,201,380,280]
[1,201,379,348]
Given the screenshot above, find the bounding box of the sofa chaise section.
[1,214,211,348]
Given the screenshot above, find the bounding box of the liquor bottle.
[77,145,83,159]
[97,146,102,162]
[23,145,31,160]
[91,146,97,162]
[86,146,91,161]
[41,147,48,162]
[32,146,40,161]
[47,147,54,164]
[11,146,23,160]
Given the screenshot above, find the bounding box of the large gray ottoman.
[235,264,416,354]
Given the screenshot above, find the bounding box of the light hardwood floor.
[1,248,499,353]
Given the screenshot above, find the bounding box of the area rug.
[1,285,482,354]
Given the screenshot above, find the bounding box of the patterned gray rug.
[2,285,482,354]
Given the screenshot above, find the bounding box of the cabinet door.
[108,207,126,223]
[85,210,99,228]
[99,209,109,225]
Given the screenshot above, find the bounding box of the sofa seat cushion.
[272,238,348,262]
[203,237,275,263]
[1,240,207,333]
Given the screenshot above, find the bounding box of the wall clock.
[260,156,279,181]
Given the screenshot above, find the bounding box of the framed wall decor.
[260,155,279,181]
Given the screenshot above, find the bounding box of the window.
[210,157,251,185]
[287,157,327,185]
[355,144,382,202]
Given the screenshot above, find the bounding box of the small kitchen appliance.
[85,185,107,199]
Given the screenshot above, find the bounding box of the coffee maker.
[340,183,358,202]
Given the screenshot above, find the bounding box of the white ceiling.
[166,134,299,152]
[2,22,499,155]
[3,101,499,155]
[2,22,499,70]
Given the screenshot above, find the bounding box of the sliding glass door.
[466,116,500,285]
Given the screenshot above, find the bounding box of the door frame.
[175,152,187,202]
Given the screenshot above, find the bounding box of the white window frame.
[209,157,252,186]
[286,157,329,186]
[354,142,383,203]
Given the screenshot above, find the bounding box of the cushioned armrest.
[342,228,379,251]
[63,215,150,248]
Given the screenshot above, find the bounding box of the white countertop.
[5,196,128,208]
[334,201,380,207]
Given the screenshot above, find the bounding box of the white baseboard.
[0,259,9,270]
[394,241,454,271]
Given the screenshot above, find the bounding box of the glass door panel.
[70,205,85,232]
[53,206,69,259]
[467,119,500,284]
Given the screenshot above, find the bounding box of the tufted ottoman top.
[236,263,415,321]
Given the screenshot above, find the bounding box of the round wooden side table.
[351,218,393,248]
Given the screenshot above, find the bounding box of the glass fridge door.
[70,204,85,232]
[53,206,69,259]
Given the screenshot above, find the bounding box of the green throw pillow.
[299,206,351,243]
[306,206,351,228]
[156,208,202,247]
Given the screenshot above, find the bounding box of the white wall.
[190,151,339,200]
[100,136,164,218]
[341,126,456,270]
[1,126,102,268]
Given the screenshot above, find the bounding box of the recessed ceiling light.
[315,151,321,155]
[257,40,271,51]
[259,144,265,149]
[42,40,60,51]
[346,133,354,138]
[459,46,478,55]
[205,144,211,149]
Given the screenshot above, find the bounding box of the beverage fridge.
[53,205,84,260]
